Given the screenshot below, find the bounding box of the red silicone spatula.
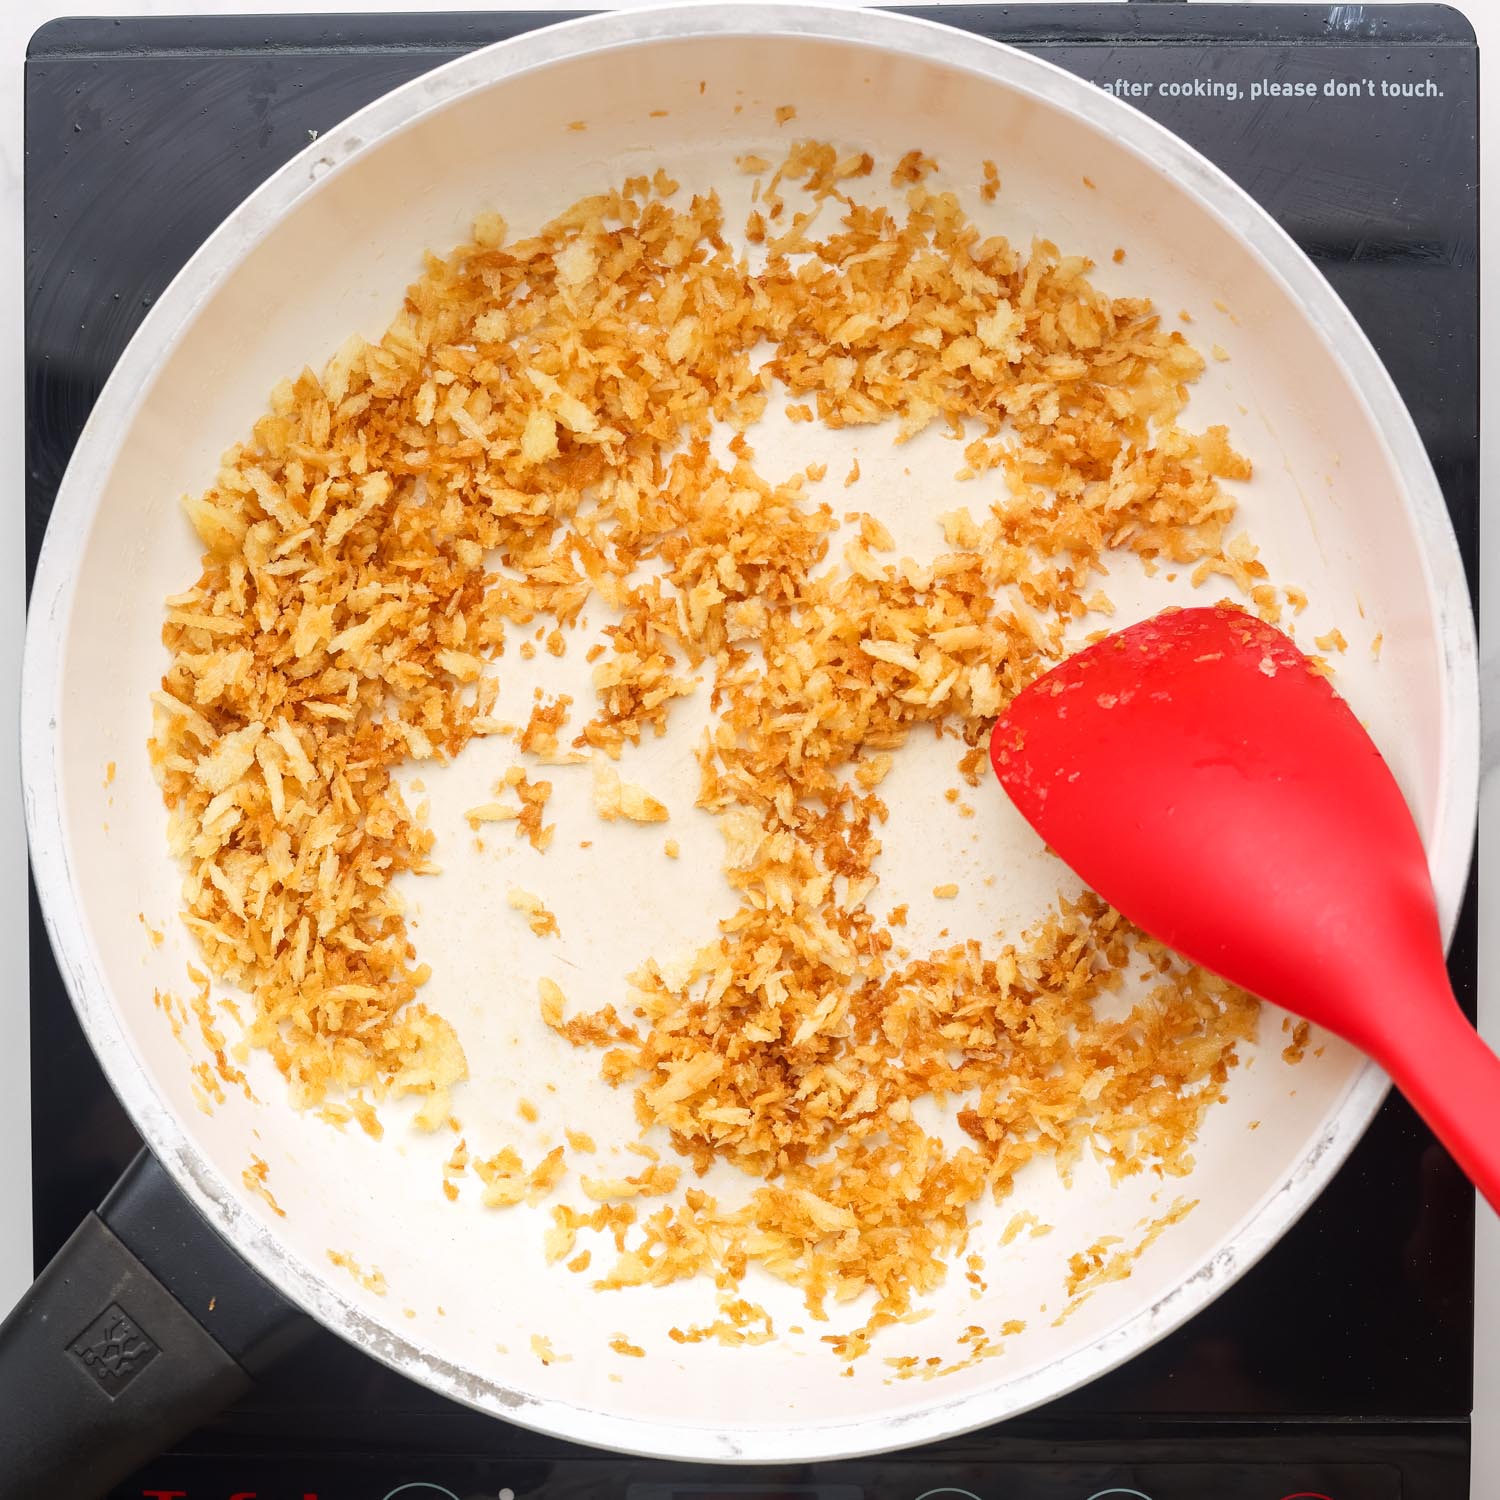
[988,604,1496,1209]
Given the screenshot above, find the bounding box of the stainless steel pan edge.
[20,3,1478,1463]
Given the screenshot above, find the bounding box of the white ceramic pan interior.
[22,5,1477,1465]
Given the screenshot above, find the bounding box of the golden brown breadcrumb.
[153,138,1271,1340]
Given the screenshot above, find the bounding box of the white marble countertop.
[2,0,1495,1486]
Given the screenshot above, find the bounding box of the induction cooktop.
[23,7,1479,1498]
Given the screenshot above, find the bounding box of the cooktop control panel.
[111,1463,1397,1499]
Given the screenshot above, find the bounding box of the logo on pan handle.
[67,1301,160,1397]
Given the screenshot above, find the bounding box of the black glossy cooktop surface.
[24,7,1478,1498]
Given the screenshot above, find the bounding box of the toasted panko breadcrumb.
[155,137,1269,1344]
[1282,1018,1312,1064]
[327,1249,387,1296]
[475,1144,566,1208]
[508,886,559,938]
[580,1164,680,1201]
[241,1154,286,1218]
[499,765,555,850]
[519,693,576,761]
[1052,1198,1196,1326]
[593,761,669,823]
[538,976,568,1030]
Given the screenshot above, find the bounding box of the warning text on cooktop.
[1096,75,1445,103]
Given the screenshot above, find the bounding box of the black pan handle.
[0,1148,307,1499]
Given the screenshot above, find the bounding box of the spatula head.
[989,606,1443,1048]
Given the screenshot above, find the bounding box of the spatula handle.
[1374,990,1500,1214]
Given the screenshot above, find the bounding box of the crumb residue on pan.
[1281,1016,1313,1064]
[531,1333,571,1364]
[152,138,1287,1348]
[327,1248,388,1296]
[1050,1197,1197,1328]
[508,886,560,940]
[241,1152,286,1218]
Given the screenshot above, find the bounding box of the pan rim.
[21,1,1478,1464]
